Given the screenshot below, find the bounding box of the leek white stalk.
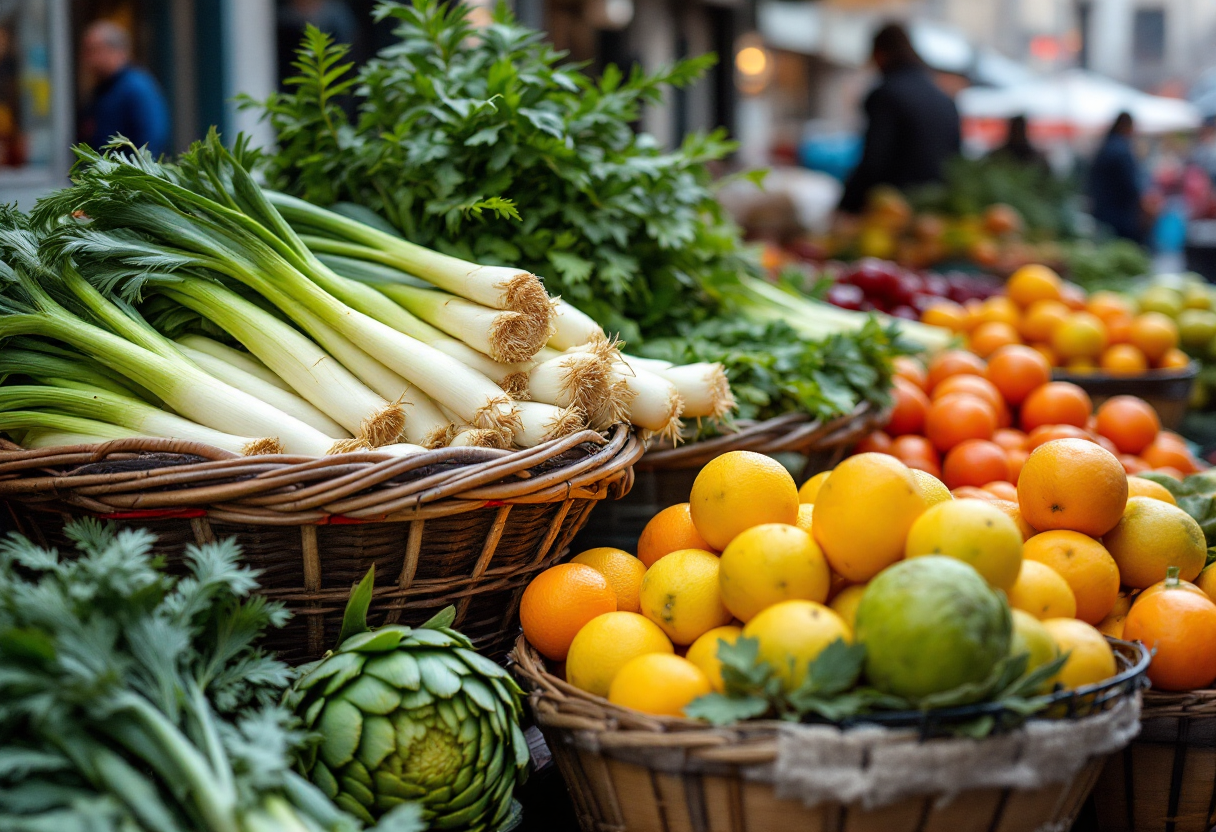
[512,401,586,447]
[7,413,138,447]
[526,351,611,418]
[174,334,292,392]
[651,362,735,420]
[449,427,510,449]
[374,443,428,457]
[376,283,547,364]
[0,386,279,455]
[176,344,349,439]
[609,360,685,441]
[619,355,672,373]
[549,298,606,350]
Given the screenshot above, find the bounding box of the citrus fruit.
[1130,312,1180,362]
[1141,436,1202,475]
[689,451,799,550]
[829,584,867,630]
[982,481,1019,501]
[1021,300,1070,342]
[886,377,931,436]
[1125,583,1216,691]
[812,453,929,582]
[1097,591,1136,639]
[1023,530,1120,624]
[685,625,742,693]
[990,498,1036,541]
[1011,609,1059,675]
[978,296,1021,328]
[904,499,1023,590]
[1023,424,1093,451]
[854,431,893,455]
[953,486,999,502]
[1017,439,1128,536]
[891,434,936,461]
[1029,342,1060,366]
[1095,396,1160,455]
[932,374,1004,411]
[922,301,969,332]
[637,503,715,568]
[794,503,814,535]
[942,439,1011,489]
[903,453,942,478]
[970,322,1021,357]
[1103,497,1205,589]
[985,345,1051,406]
[798,470,831,504]
[1106,315,1134,345]
[925,394,998,452]
[565,612,674,697]
[742,600,851,691]
[1087,290,1135,323]
[521,564,618,660]
[608,654,712,716]
[910,468,952,505]
[855,556,1011,699]
[1052,312,1107,361]
[1126,475,1176,504]
[1120,454,1151,474]
[1136,568,1208,604]
[1099,344,1149,375]
[571,548,649,613]
[926,350,987,390]
[1020,382,1093,431]
[893,356,929,390]
[1179,309,1216,349]
[639,549,732,645]
[1060,282,1088,310]
[1008,264,1063,307]
[718,524,830,622]
[1159,348,1191,369]
[1007,560,1077,620]
[993,428,1027,451]
[1041,619,1116,689]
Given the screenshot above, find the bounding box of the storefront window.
[0,0,57,172]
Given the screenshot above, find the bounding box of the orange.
[1020,300,1070,342]
[1098,591,1136,639]
[1007,448,1029,483]
[718,524,830,621]
[1087,290,1136,323]
[1142,437,1202,475]
[1099,344,1148,375]
[1159,348,1191,370]
[893,356,929,391]
[853,431,892,456]
[902,453,942,479]
[1105,314,1133,345]
[689,451,799,550]
[1130,312,1180,362]
[969,322,1021,358]
[977,296,1021,328]
[922,301,969,332]
[932,374,1004,413]
[1029,342,1060,367]
[571,548,649,614]
[1052,312,1108,361]
[638,503,715,568]
[926,350,987,391]
[1066,357,1098,374]
[1120,455,1150,475]
[1007,264,1063,307]
[925,394,997,452]
[1124,585,1216,691]
[812,453,929,582]
[1137,571,1208,605]
[993,428,1028,451]
[1020,382,1093,431]
[1126,475,1177,505]
[1023,530,1120,624]
[1060,283,1088,311]
[941,439,1011,489]
[565,612,674,697]
[982,480,1019,501]
[1095,396,1160,455]
[1017,438,1128,537]
[990,498,1036,540]
[952,486,999,502]
[608,653,712,716]
[1042,619,1117,688]
[639,549,732,645]
[798,470,832,504]
[521,564,619,660]
[1102,497,1206,588]
[685,625,743,692]
[985,345,1051,406]
[1024,424,1093,451]
[886,377,931,436]
[829,584,867,630]
[1197,565,1216,604]
[1007,559,1077,619]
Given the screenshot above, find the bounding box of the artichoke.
[288,567,530,831]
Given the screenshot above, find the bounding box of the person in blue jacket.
[78,21,170,157]
[1088,112,1144,243]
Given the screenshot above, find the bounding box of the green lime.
[1178,309,1216,350]
[1010,609,1059,676]
[1138,286,1184,318]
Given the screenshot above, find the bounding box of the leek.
[174,334,293,392]
[512,401,586,447]
[609,360,685,441]
[646,360,734,420]
[526,351,612,417]
[3,412,138,446]
[549,298,605,351]
[0,347,147,399]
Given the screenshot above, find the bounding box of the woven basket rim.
[0,424,643,524]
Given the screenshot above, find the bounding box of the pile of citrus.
[920,264,1189,375]
[870,346,1204,488]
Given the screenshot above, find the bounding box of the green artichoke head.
[287,567,530,831]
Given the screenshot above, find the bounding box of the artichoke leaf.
[404,629,459,648]
[455,648,510,680]
[419,606,457,630]
[510,720,530,770]
[447,766,481,807]
[341,626,411,654]
[450,693,470,723]
[303,694,327,728]
[344,759,374,789]
[334,792,376,826]
[339,773,376,808]
[374,770,428,800]
[312,760,340,800]
[297,650,364,694]
[436,627,475,650]
[418,655,462,698]
[436,699,460,734]
[461,676,497,713]
[399,687,435,709]
[317,698,363,769]
[432,781,494,830]
[356,714,398,771]
[363,651,423,690]
[341,675,403,715]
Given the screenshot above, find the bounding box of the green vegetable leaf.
[683,693,770,726]
[337,565,376,647]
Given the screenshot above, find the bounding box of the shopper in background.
[837,23,961,215]
[78,20,169,157]
[991,115,1050,175]
[1088,112,1145,242]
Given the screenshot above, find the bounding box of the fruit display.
[814,257,1004,320]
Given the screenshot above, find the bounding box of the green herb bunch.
[249,0,758,342]
[0,519,422,832]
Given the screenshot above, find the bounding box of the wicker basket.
[572,403,887,553]
[1091,688,1216,832]
[1052,362,1199,431]
[0,426,642,664]
[511,636,1149,832]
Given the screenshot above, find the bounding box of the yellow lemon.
[812,453,929,582]
[685,625,743,693]
[690,451,799,550]
[1042,618,1117,689]
[1010,609,1059,675]
[742,600,851,691]
[904,499,1024,591]
[1007,560,1077,620]
[608,654,712,717]
[1097,591,1136,638]
[1103,497,1206,589]
[639,549,732,645]
[798,470,831,504]
[1126,476,1177,505]
[571,548,649,613]
[910,468,953,505]
[828,584,867,630]
[718,524,830,622]
[794,503,814,535]
[565,612,673,697]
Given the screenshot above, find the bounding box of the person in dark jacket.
[79,21,170,156]
[992,115,1050,174]
[837,23,961,214]
[1088,112,1144,242]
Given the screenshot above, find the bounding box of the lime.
[1010,609,1058,675]
[1178,310,1216,350]
[1138,286,1184,318]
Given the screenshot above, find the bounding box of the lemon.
[1103,497,1206,589]
[718,524,830,622]
[828,584,866,630]
[1126,476,1177,505]
[904,499,1024,591]
[639,549,732,645]
[1010,609,1059,676]
[608,654,712,717]
[794,503,814,535]
[690,451,799,550]
[685,625,743,692]
[812,453,929,582]
[910,468,952,505]
[798,470,831,504]
[565,612,674,697]
[1007,560,1077,620]
[742,600,851,691]
[571,548,648,613]
[1042,618,1116,689]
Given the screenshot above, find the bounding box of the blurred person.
[79,20,169,156]
[1088,112,1144,242]
[991,115,1049,174]
[837,23,961,215]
